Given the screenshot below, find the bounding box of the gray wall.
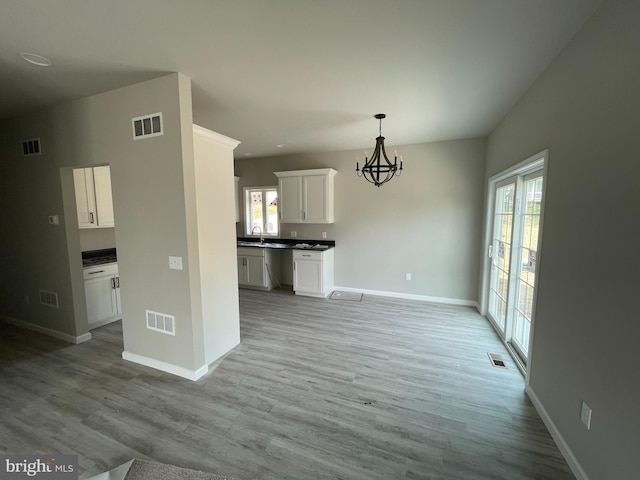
[0,102,93,336]
[235,138,486,303]
[0,73,239,377]
[485,1,639,478]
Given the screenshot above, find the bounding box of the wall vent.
[488,352,507,368]
[146,309,175,335]
[132,112,163,140]
[39,289,59,308]
[22,138,42,156]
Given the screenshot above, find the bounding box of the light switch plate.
[169,256,183,270]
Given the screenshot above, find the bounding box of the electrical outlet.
[169,256,183,270]
[291,231,297,238]
[322,232,327,239]
[580,401,592,430]
[48,215,59,225]
[406,273,412,280]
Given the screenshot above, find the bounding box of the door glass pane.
[488,183,515,332]
[513,176,543,357]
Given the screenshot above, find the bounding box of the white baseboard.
[122,350,208,381]
[526,385,589,480]
[0,314,92,344]
[332,285,478,308]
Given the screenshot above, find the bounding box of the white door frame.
[479,149,549,380]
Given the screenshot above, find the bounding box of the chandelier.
[355,113,403,187]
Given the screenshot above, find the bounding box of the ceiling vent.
[146,309,175,336]
[39,289,59,308]
[132,112,163,140]
[22,138,42,156]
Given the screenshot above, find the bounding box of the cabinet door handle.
[89,212,95,224]
[302,254,311,257]
[111,278,115,289]
[115,277,120,288]
[88,270,105,275]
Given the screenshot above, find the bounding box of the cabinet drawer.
[83,263,118,280]
[293,250,323,261]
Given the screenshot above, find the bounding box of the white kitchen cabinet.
[73,166,115,228]
[293,248,334,298]
[83,263,121,328]
[93,166,115,227]
[274,168,337,223]
[237,247,279,291]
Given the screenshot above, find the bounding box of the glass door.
[487,179,516,333]
[486,171,544,365]
[511,173,543,359]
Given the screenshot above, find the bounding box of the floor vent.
[39,290,59,308]
[132,112,163,140]
[329,291,363,301]
[22,138,42,156]
[146,309,175,336]
[488,352,507,368]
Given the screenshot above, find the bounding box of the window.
[244,186,278,237]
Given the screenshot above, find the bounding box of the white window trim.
[244,185,278,237]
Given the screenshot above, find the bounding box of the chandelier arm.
[378,141,396,167]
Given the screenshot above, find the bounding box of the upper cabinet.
[73,166,115,229]
[274,168,337,224]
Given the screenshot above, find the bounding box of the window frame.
[244,186,279,237]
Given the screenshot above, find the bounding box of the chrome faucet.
[251,225,264,243]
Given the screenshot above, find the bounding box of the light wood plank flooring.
[0,289,574,480]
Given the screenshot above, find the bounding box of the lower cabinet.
[293,249,334,298]
[83,263,121,329]
[237,247,278,291]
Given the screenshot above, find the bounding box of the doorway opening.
[67,164,121,333]
[480,150,547,375]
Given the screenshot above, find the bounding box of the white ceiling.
[0,0,601,158]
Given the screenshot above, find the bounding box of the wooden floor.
[0,289,574,480]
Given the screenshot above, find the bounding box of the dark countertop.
[236,237,335,251]
[82,248,117,267]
